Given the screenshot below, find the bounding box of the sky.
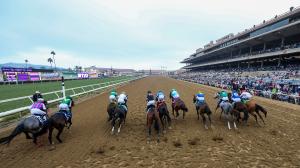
[0,0,298,70]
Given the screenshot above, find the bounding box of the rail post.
[61,76,66,99]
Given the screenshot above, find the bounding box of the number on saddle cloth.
[33,115,47,126]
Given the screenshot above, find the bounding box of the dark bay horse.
[193,96,212,129]
[0,116,48,145]
[48,111,71,144]
[146,105,160,143]
[111,105,127,134]
[107,102,117,122]
[157,101,171,133]
[171,98,188,119]
[48,99,75,144]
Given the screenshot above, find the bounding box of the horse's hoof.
[204,125,208,130]
[163,130,167,134]
[168,127,172,130]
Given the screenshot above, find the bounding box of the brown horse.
[244,100,267,125]
[157,101,172,133]
[107,102,117,122]
[146,105,160,143]
[171,98,188,119]
[193,96,212,129]
[228,93,249,124]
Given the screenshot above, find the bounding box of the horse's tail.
[181,103,188,112]
[0,123,24,145]
[256,104,267,118]
[205,104,212,115]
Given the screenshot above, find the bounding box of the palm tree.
[50,51,56,71]
[25,59,28,69]
[47,58,53,69]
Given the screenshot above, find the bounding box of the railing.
[0,76,144,118]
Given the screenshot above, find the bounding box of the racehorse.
[107,102,117,122]
[227,93,267,125]
[219,101,238,130]
[228,93,249,124]
[146,105,160,143]
[48,111,71,144]
[0,116,49,145]
[171,98,188,119]
[111,104,127,134]
[244,100,267,125]
[0,100,49,145]
[193,96,212,129]
[157,101,171,133]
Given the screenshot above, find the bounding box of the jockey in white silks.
[240,90,252,102]
[118,92,128,112]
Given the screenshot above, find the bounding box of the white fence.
[0,76,144,118]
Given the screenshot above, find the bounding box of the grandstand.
[181,7,300,71]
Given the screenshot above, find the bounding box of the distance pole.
[62,76,66,99]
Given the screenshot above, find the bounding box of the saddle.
[195,100,205,107]
[156,101,165,109]
[59,110,72,121]
[33,114,48,127]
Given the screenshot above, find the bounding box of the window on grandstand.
[250,19,289,38]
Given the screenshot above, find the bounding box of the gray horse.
[219,101,238,130]
[0,116,48,145]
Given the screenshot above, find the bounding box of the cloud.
[0,0,298,70]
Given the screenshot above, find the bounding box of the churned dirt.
[0,76,299,168]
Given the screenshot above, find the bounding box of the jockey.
[29,98,48,125]
[231,91,241,103]
[109,89,118,103]
[240,90,252,103]
[62,96,73,111]
[118,91,128,112]
[169,89,180,102]
[156,90,165,102]
[60,96,73,121]
[231,91,241,108]
[32,91,43,102]
[217,91,229,108]
[195,91,205,105]
[146,91,155,112]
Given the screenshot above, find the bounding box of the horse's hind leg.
[48,127,54,145]
[200,113,208,129]
[250,112,259,126]
[67,119,72,129]
[56,127,64,143]
[32,134,39,145]
[25,132,32,139]
[208,114,212,127]
[255,110,265,125]
[196,109,200,120]
[118,119,123,133]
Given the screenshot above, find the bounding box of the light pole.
[51,51,56,71]
[25,59,28,70]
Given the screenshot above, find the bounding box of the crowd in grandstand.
[173,66,300,105]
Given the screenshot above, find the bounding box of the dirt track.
[0,76,299,168]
